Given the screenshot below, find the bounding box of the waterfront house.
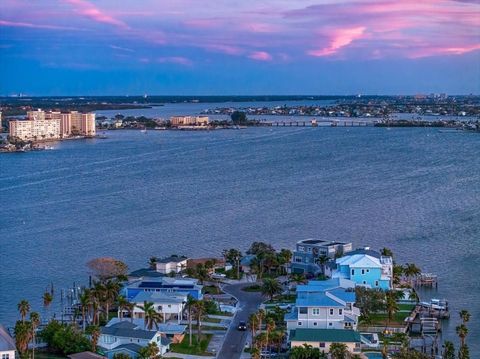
[240,254,256,274]
[290,239,353,275]
[285,278,360,331]
[154,255,188,274]
[289,329,361,355]
[107,318,186,344]
[122,276,203,300]
[127,291,187,323]
[333,248,392,289]
[68,352,106,359]
[0,325,16,359]
[99,321,171,359]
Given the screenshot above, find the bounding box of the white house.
[99,321,171,359]
[285,278,360,331]
[126,291,187,323]
[155,255,188,274]
[0,325,16,359]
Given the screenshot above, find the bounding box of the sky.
[0,0,479,95]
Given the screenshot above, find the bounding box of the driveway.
[216,283,264,359]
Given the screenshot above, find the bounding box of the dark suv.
[237,321,247,331]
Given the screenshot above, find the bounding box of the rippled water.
[1,127,479,353]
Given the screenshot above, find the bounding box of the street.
[216,282,264,359]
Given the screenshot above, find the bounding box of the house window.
[298,321,302,326]
[312,308,320,315]
[299,307,308,314]
[361,269,365,275]
[307,247,312,253]
[339,309,343,315]
[295,257,302,263]
[363,281,366,284]
[375,280,379,287]
[367,269,370,273]
[319,343,325,348]
[328,322,333,326]
[329,309,334,315]
[351,269,355,275]
[313,322,318,326]
[2,355,10,359]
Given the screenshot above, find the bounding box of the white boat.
[140,128,147,133]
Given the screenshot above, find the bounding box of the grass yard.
[368,311,411,325]
[204,316,222,323]
[170,333,213,356]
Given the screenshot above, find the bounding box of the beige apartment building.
[170,115,209,126]
[9,109,96,141]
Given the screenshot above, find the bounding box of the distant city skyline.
[0,0,479,95]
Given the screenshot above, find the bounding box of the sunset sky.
[0,0,479,95]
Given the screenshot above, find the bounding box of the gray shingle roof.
[100,322,156,340]
[0,325,16,351]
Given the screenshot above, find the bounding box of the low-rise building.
[290,239,352,275]
[155,255,188,274]
[127,291,187,323]
[333,248,392,289]
[170,116,209,126]
[289,328,361,355]
[285,278,360,332]
[99,321,170,359]
[0,325,16,359]
[106,318,185,344]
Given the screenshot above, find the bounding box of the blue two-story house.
[333,248,392,290]
[122,277,203,301]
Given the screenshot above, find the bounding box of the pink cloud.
[308,27,367,57]
[408,44,480,58]
[248,51,272,61]
[63,0,129,29]
[156,56,193,66]
[0,19,81,31]
[204,44,244,55]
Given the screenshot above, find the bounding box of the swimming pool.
[364,353,384,359]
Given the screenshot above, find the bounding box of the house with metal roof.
[99,321,171,359]
[333,248,392,289]
[290,328,361,355]
[122,276,203,300]
[0,325,16,359]
[154,255,188,274]
[107,318,186,344]
[285,279,360,331]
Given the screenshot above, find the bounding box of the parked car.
[237,321,247,331]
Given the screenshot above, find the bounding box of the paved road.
[216,283,264,359]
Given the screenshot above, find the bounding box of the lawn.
[203,285,223,295]
[265,294,296,304]
[398,303,415,311]
[242,284,262,292]
[170,334,213,356]
[367,311,411,325]
[204,316,222,323]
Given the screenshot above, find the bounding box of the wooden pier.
[263,119,377,127]
[413,273,439,288]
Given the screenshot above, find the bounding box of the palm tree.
[137,301,162,330]
[271,330,285,353]
[408,290,419,303]
[315,255,329,275]
[404,263,421,285]
[381,247,393,257]
[329,342,348,359]
[265,318,276,353]
[30,312,40,359]
[248,313,259,347]
[256,309,266,332]
[261,278,282,301]
[459,310,470,325]
[149,257,158,269]
[442,340,455,359]
[79,289,91,332]
[139,342,160,359]
[17,300,30,322]
[385,290,400,327]
[456,324,468,347]
[104,280,120,321]
[42,291,53,322]
[193,300,206,339]
[14,321,31,356]
[186,296,197,346]
[393,265,404,287]
[90,326,100,352]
